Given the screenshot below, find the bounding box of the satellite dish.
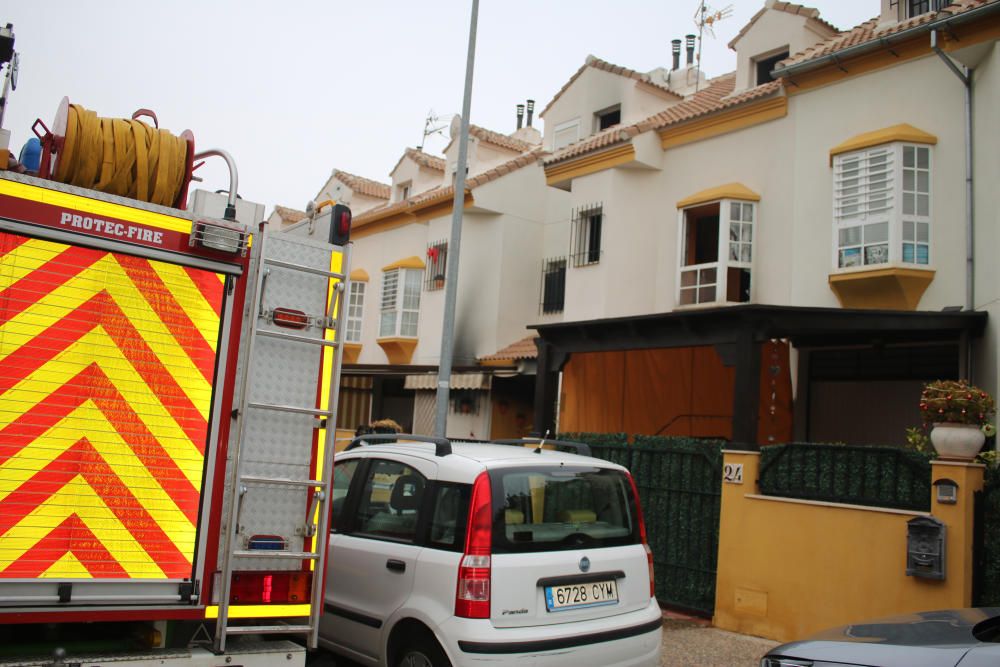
[449,114,461,139]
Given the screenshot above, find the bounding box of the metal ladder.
[213,223,350,653]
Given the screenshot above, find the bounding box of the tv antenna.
[417,110,448,151]
[693,1,733,91]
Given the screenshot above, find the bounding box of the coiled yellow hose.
[53,104,188,206]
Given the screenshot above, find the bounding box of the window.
[354,460,426,542]
[552,119,580,151]
[595,105,621,131]
[678,199,755,305]
[424,240,448,291]
[345,281,365,343]
[540,257,567,314]
[379,268,422,337]
[396,181,411,202]
[570,204,602,267]
[754,50,788,85]
[427,483,470,550]
[908,0,949,17]
[331,459,360,532]
[833,143,930,269]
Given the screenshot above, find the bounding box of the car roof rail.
[345,433,452,457]
[492,438,592,458]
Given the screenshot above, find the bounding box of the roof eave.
[773,2,1000,79]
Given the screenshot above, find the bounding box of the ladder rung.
[233,550,320,560]
[264,257,345,280]
[224,624,313,635]
[240,476,328,488]
[257,328,340,347]
[246,402,332,417]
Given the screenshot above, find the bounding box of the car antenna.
[534,430,550,454]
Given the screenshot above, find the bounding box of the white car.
[318,435,663,667]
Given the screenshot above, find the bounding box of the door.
[323,454,435,661]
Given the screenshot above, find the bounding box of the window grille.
[569,204,603,267]
[540,256,567,314]
[908,0,949,17]
[424,240,448,290]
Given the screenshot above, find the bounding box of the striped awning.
[404,372,491,391]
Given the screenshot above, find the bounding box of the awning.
[404,372,492,390]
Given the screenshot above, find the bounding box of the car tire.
[395,634,451,667]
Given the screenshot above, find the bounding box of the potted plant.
[920,379,996,460]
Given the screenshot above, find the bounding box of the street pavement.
[305,613,779,666]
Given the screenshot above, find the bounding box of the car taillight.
[627,472,655,599]
[456,471,492,618]
[228,571,311,604]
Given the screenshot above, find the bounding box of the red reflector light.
[337,210,352,235]
[229,571,312,604]
[272,307,309,329]
[456,471,492,618]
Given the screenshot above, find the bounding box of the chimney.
[526,99,535,127]
[671,39,682,71]
[516,104,525,130]
[685,34,696,66]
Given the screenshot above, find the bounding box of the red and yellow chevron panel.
[0,231,224,579]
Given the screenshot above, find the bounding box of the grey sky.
[1,1,876,215]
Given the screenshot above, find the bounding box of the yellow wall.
[714,451,984,642]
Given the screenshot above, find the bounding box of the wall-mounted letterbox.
[906,515,946,580]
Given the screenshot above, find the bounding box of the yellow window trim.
[829,124,937,164]
[204,604,310,619]
[659,96,787,150]
[382,256,426,271]
[676,183,761,210]
[828,267,935,310]
[350,268,370,282]
[343,342,362,364]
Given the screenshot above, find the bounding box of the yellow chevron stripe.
[42,552,91,579]
[0,326,205,488]
[0,401,195,553]
[148,261,220,352]
[0,254,212,420]
[0,179,192,234]
[0,238,68,292]
[0,475,166,578]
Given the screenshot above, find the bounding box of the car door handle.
[386,559,406,573]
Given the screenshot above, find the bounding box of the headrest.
[390,474,424,511]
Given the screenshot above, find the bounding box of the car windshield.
[489,466,639,553]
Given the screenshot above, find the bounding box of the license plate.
[544,579,619,612]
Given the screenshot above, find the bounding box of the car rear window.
[489,466,640,553]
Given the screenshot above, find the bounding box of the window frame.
[831,142,932,271]
[570,203,603,268]
[424,240,448,291]
[676,198,756,306]
[350,458,430,545]
[552,118,581,151]
[345,280,366,343]
[379,267,422,338]
[540,256,567,314]
[594,104,622,132]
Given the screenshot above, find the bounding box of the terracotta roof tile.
[543,124,641,165]
[331,170,391,199]
[728,1,840,49]
[406,147,446,171]
[638,75,784,133]
[540,55,683,118]
[778,0,993,70]
[273,205,307,224]
[468,124,537,152]
[354,150,545,225]
[478,334,538,362]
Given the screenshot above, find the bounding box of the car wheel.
[396,634,451,667]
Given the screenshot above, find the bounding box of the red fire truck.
[0,27,352,666]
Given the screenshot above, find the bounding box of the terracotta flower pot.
[929,423,986,460]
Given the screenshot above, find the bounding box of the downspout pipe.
[930,29,974,379]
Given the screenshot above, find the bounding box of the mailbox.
[906,515,946,580]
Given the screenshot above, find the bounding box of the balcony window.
[380,268,422,337]
[833,143,931,269]
[595,105,621,132]
[678,199,755,305]
[345,280,365,343]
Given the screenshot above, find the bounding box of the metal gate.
[582,434,723,615]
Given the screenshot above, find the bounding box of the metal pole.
[435,0,479,437]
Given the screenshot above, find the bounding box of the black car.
[761,608,1000,667]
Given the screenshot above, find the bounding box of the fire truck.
[0,26,351,666]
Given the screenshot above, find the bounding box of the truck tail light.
[271,307,309,329]
[328,204,352,246]
[228,571,311,604]
[627,472,655,599]
[455,471,492,618]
